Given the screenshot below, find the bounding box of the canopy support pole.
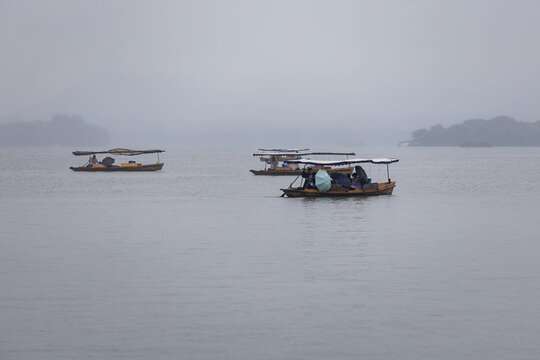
[157,153,160,163]
[289,173,301,189]
[288,166,306,189]
[387,164,390,183]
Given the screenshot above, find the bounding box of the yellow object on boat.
[121,162,140,167]
[92,163,106,168]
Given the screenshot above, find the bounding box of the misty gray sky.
[1,0,540,146]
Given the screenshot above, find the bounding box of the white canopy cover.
[253,151,356,157]
[73,148,165,156]
[287,158,399,166]
[258,148,309,153]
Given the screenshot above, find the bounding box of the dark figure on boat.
[301,168,316,189]
[351,166,369,189]
[351,173,362,189]
[269,156,278,170]
[330,172,351,189]
[87,154,98,167]
[102,157,115,167]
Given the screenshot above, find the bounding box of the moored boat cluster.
[70,147,398,197]
[251,148,399,198]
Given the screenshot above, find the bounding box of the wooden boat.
[280,157,399,198]
[282,182,396,197]
[70,148,164,172]
[70,163,164,172]
[251,150,356,176]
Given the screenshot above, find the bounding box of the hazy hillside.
[409,116,540,146]
[0,115,109,147]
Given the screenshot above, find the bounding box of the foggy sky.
[1,0,540,146]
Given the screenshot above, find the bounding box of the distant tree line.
[409,116,540,146]
[0,114,109,147]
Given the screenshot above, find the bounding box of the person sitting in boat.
[355,165,369,185]
[351,173,362,190]
[269,156,278,170]
[301,168,316,189]
[88,154,98,167]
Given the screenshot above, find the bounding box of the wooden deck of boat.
[281,182,395,197]
[70,163,164,172]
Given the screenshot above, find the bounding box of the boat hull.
[70,163,164,172]
[281,182,395,197]
[250,167,353,176]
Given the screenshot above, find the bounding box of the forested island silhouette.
[408,116,540,146]
[0,114,109,147]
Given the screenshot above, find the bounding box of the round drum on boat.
[102,157,115,167]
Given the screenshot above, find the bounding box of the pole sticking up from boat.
[387,163,390,182]
[281,167,305,197]
[288,169,304,188]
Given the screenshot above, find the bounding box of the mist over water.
[2,1,540,146]
[2,0,540,358]
[1,147,539,359]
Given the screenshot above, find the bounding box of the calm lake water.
[1,147,540,359]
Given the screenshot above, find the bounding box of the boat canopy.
[258,148,309,153]
[253,151,356,157]
[73,148,165,156]
[287,158,399,166]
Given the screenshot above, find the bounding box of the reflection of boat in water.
[280,158,398,197]
[70,148,165,172]
[250,149,356,176]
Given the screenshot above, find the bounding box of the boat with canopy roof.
[70,148,165,172]
[280,157,399,197]
[257,148,309,153]
[251,149,357,176]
